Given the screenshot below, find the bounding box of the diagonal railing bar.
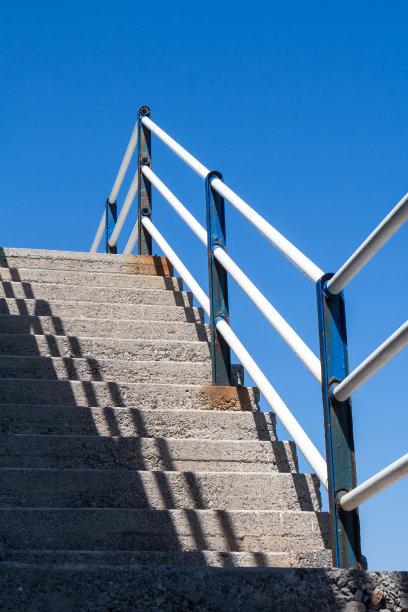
[141,215,328,487]
[340,453,408,511]
[108,171,139,248]
[333,319,408,402]
[327,192,408,295]
[141,116,323,282]
[142,166,321,381]
[90,120,139,253]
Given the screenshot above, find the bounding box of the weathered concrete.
[0,355,215,385]
[0,436,298,472]
[0,249,174,276]
[0,267,183,289]
[0,508,331,552]
[0,469,322,511]
[0,281,194,306]
[0,565,406,611]
[0,314,210,341]
[0,549,333,569]
[0,405,277,439]
[0,380,260,410]
[0,298,205,323]
[0,333,212,362]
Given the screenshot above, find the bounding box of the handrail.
[108,172,139,248]
[327,192,408,295]
[141,116,323,282]
[340,453,408,511]
[142,166,322,381]
[333,319,408,402]
[141,215,328,487]
[90,120,139,253]
[90,108,408,569]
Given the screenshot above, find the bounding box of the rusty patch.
[122,255,174,277]
[197,386,260,412]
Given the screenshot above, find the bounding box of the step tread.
[0,405,277,439]
[0,435,298,472]
[0,468,321,511]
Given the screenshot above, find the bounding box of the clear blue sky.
[1,1,407,571]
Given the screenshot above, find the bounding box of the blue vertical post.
[316,273,362,568]
[105,199,117,254]
[205,171,232,386]
[137,105,152,256]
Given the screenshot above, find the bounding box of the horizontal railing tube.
[333,319,408,402]
[141,216,328,488]
[327,192,408,295]
[141,117,323,282]
[340,453,408,511]
[142,167,321,380]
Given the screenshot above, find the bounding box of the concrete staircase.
[0,248,332,604]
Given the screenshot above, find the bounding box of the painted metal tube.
[123,223,138,255]
[327,193,408,295]
[211,178,324,283]
[141,117,323,282]
[142,167,207,243]
[108,172,139,247]
[141,217,210,314]
[90,211,106,253]
[108,121,139,205]
[340,453,408,511]
[333,320,408,402]
[142,167,321,380]
[215,318,328,488]
[141,216,328,488]
[213,246,322,382]
[141,116,209,179]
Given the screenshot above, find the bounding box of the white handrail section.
[123,222,138,255]
[333,320,408,402]
[142,166,322,381]
[109,120,139,204]
[141,117,324,282]
[90,120,139,253]
[327,192,408,295]
[91,212,106,254]
[108,172,139,248]
[340,453,408,511]
[141,215,328,488]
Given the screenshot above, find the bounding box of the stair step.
[0,298,205,323]
[0,436,297,471]
[0,268,183,290]
[0,355,217,385]
[0,249,174,276]
[0,381,259,410]
[0,334,211,362]
[0,406,277,439]
[0,282,194,307]
[0,508,330,552]
[0,469,321,511]
[0,549,333,568]
[0,315,209,341]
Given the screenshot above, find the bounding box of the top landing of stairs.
[0,248,174,277]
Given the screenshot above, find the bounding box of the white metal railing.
[142,166,321,382]
[141,116,324,282]
[90,110,408,561]
[90,120,139,253]
[327,192,408,294]
[141,215,328,487]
